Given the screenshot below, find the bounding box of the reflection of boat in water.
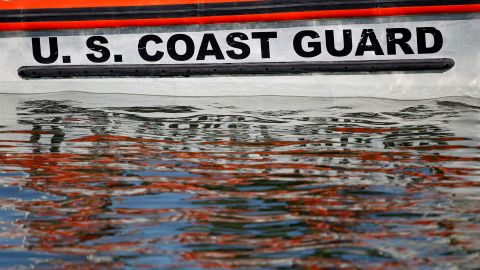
[0,0,480,98]
[0,94,479,268]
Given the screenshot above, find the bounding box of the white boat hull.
[1,15,479,99]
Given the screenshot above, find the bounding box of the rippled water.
[0,93,479,269]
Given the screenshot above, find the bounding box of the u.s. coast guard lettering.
[31,26,443,65]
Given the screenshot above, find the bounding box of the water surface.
[0,93,479,269]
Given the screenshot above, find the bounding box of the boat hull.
[1,14,479,99]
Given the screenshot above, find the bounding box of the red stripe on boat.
[0,0,258,10]
[1,4,479,31]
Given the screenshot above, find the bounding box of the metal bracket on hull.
[18,58,454,79]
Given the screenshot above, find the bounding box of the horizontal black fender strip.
[18,58,455,79]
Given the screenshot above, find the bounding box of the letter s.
[86,36,110,63]
[226,32,250,60]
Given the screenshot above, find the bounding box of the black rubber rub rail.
[18,58,455,79]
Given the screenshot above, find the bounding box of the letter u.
[325,30,352,57]
[32,37,59,64]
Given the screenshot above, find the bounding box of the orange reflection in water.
[0,97,478,269]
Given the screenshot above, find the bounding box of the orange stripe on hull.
[1,4,480,31]
[0,0,258,10]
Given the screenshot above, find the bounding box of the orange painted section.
[0,4,480,31]
[0,0,257,10]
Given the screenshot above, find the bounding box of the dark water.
[0,93,479,269]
